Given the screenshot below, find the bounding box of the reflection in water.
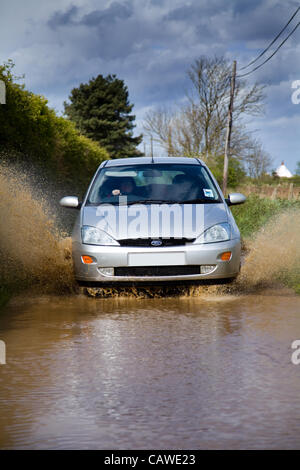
[0,291,300,449]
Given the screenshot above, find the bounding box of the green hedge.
[0,61,109,191]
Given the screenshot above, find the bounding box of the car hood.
[82,203,228,240]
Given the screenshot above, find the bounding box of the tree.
[296,161,300,176]
[64,74,142,159]
[244,140,273,179]
[144,56,265,161]
[210,154,246,189]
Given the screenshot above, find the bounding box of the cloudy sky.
[1,0,300,172]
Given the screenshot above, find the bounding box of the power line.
[237,19,300,78]
[240,5,300,71]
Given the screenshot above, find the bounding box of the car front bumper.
[72,238,241,284]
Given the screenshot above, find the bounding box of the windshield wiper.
[179,198,219,204]
[125,199,179,205]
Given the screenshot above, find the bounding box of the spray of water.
[0,165,76,294]
[238,209,300,290]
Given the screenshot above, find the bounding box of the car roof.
[101,156,205,167]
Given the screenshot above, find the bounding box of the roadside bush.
[210,155,246,189]
[0,61,109,192]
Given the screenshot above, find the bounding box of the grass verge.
[231,194,300,238]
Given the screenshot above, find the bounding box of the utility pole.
[150,135,154,161]
[223,60,236,195]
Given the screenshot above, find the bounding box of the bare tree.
[244,140,273,178]
[144,56,265,161]
[143,107,176,155]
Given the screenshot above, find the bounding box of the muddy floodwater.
[0,289,300,450]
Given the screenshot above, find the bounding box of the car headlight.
[195,223,231,244]
[81,226,119,246]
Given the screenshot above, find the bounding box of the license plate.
[128,252,185,266]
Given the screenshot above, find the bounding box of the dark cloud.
[150,0,166,6]
[164,4,200,22]
[48,2,133,30]
[164,0,233,21]
[229,1,300,41]
[48,5,78,30]
[231,0,265,15]
[81,2,133,27]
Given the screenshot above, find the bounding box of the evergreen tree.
[64,74,142,159]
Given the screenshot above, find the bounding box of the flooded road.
[0,290,300,450]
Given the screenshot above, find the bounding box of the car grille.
[114,266,200,277]
[117,238,195,247]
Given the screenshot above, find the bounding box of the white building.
[275,161,293,178]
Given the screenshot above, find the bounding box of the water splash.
[238,209,300,291]
[0,164,76,294]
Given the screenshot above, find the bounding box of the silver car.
[60,157,246,285]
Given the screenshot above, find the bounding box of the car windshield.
[87,163,222,205]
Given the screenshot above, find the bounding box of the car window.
[87,164,222,205]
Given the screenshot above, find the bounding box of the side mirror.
[226,193,246,206]
[59,196,81,209]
